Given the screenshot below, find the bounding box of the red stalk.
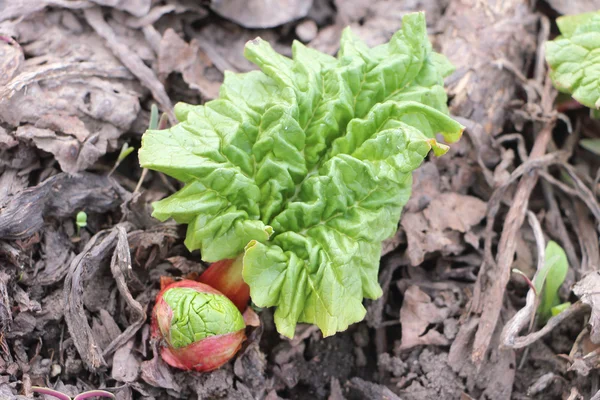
[198,255,250,312]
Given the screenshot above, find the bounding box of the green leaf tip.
[139,12,461,338]
[546,11,600,110]
[534,241,569,323]
[161,287,245,349]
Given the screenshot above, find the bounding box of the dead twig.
[500,212,544,348]
[473,113,557,365]
[502,302,589,349]
[103,226,146,357]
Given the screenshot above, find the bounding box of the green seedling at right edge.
[533,241,570,323]
[546,11,600,117]
[76,211,87,236]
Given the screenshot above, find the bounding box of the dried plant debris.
[158,28,222,100]
[438,0,537,135]
[398,286,452,349]
[210,0,312,29]
[0,172,128,240]
[574,272,600,344]
[0,11,143,172]
[401,192,486,266]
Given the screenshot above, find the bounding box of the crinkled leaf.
[139,12,463,337]
[162,288,245,348]
[546,12,600,109]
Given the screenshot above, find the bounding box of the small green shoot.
[533,241,569,323]
[108,142,136,176]
[149,103,159,130]
[551,302,571,317]
[76,211,87,236]
[118,143,135,162]
[580,138,600,156]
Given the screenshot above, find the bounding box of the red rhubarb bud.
[198,255,250,312]
[152,280,246,372]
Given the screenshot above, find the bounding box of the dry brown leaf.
[0,36,23,85]
[210,0,312,28]
[192,21,287,73]
[158,28,222,100]
[83,7,175,123]
[401,193,487,266]
[111,339,140,383]
[574,272,600,344]
[398,285,450,350]
[0,11,143,173]
[89,0,151,17]
[16,124,119,173]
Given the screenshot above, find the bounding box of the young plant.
[546,11,600,116]
[151,280,246,372]
[140,12,463,339]
[75,211,87,235]
[533,241,570,323]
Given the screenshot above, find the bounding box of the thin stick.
[473,115,556,363]
[134,168,148,194]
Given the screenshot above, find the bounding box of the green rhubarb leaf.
[546,11,600,110]
[139,12,463,338]
[162,288,245,348]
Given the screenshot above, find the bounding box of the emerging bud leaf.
[152,280,246,372]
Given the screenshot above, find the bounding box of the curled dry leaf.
[27,225,74,286]
[111,339,140,383]
[64,228,121,371]
[158,29,222,101]
[210,0,313,28]
[399,285,450,350]
[401,193,487,266]
[140,343,182,391]
[574,272,600,344]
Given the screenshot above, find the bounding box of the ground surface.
[1,0,600,399]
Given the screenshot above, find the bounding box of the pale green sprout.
[76,211,87,236]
